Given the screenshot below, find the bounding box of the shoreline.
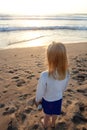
[0,41,87,51]
[0,42,87,130]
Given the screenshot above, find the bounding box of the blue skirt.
[42,98,62,115]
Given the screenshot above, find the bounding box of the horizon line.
[0,13,87,17]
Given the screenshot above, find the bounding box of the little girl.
[35,42,70,129]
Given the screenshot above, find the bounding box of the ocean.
[0,14,87,49]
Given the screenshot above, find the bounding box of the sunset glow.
[0,0,87,15]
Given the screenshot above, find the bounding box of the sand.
[0,43,87,130]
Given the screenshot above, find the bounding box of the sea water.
[0,14,87,49]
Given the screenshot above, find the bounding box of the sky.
[0,0,87,15]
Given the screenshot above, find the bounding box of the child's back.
[36,70,69,102]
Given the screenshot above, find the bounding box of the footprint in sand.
[56,122,67,130]
[72,112,87,124]
[0,103,5,108]
[16,79,26,87]
[3,107,17,116]
[77,88,87,96]
[7,120,18,130]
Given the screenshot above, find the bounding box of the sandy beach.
[0,42,87,130]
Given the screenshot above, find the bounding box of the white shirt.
[36,71,70,102]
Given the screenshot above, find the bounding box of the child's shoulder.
[41,70,48,76]
[40,70,48,78]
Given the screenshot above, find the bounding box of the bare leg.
[44,114,51,128]
[51,115,57,127]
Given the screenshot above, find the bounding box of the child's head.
[47,42,68,80]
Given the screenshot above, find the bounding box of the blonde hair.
[47,42,68,80]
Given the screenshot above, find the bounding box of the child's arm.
[35,73,46,103]
[34,99,42,107]
[63,72,70,92]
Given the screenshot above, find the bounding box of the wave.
[0,15,87,21]
[41,16,87,21]
[0,25,87,32]
[8,35,46,45]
